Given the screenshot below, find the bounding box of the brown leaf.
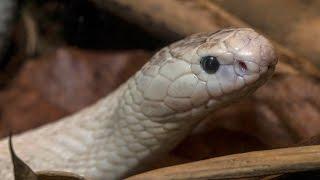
[0,48,150,137]
[9,134,86,180]
[9,134,37,180]
[37,171,86,180]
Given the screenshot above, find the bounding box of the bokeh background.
[1,0,320,170]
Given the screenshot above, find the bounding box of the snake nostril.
[238,60,248,73]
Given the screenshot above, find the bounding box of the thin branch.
[126,145,320,179]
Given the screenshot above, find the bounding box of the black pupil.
[200,56,220,74]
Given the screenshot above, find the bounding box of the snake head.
[196,28,277,98]
[135,28,277,118]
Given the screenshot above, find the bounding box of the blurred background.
[1,0,320,169]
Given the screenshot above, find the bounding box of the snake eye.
[200,56,220,74]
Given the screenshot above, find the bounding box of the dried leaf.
[37,171,86,180]
[9,134,86,180]
[0,48,149,137]
[9,134,38,180]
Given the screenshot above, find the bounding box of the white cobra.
[0,28,277,179]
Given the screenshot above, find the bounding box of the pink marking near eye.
[238,61,247,72]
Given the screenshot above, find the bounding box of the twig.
[126,145,320,179]
[22,11,38,57]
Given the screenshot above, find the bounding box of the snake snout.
[259,37,278,69]
[230,29,277,75]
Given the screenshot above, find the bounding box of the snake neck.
[9,67,262,180]
[4,75,211,180]
[105,63,269,178]
[105,74,216,178]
